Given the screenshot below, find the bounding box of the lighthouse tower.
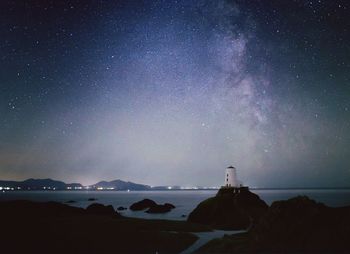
[224,166,240,188]
[220,165,248,195]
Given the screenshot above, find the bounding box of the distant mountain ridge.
[0,178,151,191]
[0,178,221,191]
[92,179,151,190]
[0,178,83,190]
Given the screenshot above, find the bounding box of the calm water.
[1,189,349,220]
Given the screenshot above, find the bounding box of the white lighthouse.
[224,166,241,188]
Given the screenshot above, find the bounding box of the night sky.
[1,0,349,187]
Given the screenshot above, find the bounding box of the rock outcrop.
[146,203,176,213]
[130,199,157,211]
[130,199,176,213]
[188,187,268,230]
[86,203,120,217]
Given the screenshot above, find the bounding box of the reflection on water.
[0,189,349,220]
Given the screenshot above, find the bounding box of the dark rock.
[88,198,97,201]
[181,214,187,218]
[130,199,157,211]
[65,200,76,203]
[130,199,175,213]
[86,203,120,217]
[248,196,350,252]
[145,203,175,213]
[197,196,350,253]
[187,187,268,230]
[164,203,176,209]
[117,206,127,211]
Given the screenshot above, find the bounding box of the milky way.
[0,0,349,187]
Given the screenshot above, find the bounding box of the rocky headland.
[188,187,268,230]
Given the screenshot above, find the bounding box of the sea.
[1,189,350,221]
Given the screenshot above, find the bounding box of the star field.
[0,0,349,187]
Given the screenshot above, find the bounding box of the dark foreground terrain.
[196,196,350,253]
[0,200,210,254]
[3,194,350,254]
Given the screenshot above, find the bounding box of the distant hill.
[0,178,83,190]
[91,179,151,190]
[0,178,151,191]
